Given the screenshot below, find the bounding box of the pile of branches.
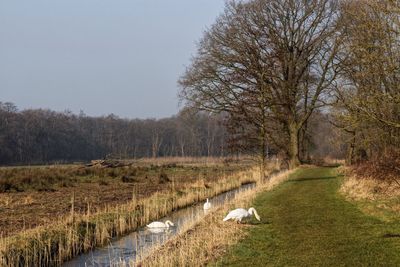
[85,159,132,168]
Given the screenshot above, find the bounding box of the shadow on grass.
[382,233,400,238]
[234,220,270,226]
[258,221,271,225]
[249,220,271,225]
[289,176,338,182]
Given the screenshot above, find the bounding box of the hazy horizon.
[0,0,225,119]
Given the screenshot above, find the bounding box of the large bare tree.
[179,1,274,176]
[179,0,340,168]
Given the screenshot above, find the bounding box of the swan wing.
[203,202,211,210]
[147,221,166,228]
[223,208,247,221]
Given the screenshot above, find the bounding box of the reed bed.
[132,168,294,267]
[0,165,262,266]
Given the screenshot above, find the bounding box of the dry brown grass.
[132,168,294,267]
[0,163,259,267]
[340,175,386,200]
[133,210,245,267]
[324,157,345,166]
[135,156,253,166]
[339,166,400,201]
[0,195,12,207]
[0,157,253,193]
[339,165,400,220]
[0,161,249,236]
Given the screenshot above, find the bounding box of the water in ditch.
[63,183,255,267]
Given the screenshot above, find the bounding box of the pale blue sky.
[0,0,225,118]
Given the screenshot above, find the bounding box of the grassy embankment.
[0,159,260,266]
[340,166,400,221]
[218,167,400,266]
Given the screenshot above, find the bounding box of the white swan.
[223,207,261,222]
[146,220,174,228]
[203,198,211,210]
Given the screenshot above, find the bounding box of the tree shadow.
[289,176,338,182]
[382,233,400,238]
[245,220,271,225]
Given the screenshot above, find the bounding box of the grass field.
[0,158,262,266]
[218,167,400,266]
[0,158,251,237]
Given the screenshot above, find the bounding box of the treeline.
[333,1,400,167]
[0,102,228,165]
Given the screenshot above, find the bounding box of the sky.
[0,0,226,119]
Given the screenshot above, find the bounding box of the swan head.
[248,207,261,221]
[165,220,174,227]
[248,207,255,214]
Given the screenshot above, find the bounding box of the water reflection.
[63,183,255,267]
[147,228,172,234]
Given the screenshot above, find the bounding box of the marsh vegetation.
[0,158,260,266]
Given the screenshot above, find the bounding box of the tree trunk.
[289,124,301,169]
[258,117,268,181]
[257,114,267,181]
[346,131,356,165]
[260,157,265,182]
[300,121,311,163]
[259,138,266,181]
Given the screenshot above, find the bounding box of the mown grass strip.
[217,167,400,266]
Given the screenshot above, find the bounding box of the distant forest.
[0,101,345,166]
[0,102,228,165]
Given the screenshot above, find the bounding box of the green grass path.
[218,167,400,266]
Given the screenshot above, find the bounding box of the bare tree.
[179,0,340,169]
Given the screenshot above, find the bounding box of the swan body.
[203,198,211,210]
[146,220,174,228]
[223,207,261,222]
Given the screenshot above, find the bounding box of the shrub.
[128,168,138,176]
[158,171,171,184]
[0,179,14,192]
[121,175,136,183]
[98,179,109,186]
[311,157,325,166]
[351,149,400,181]
[107,169,119,178]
